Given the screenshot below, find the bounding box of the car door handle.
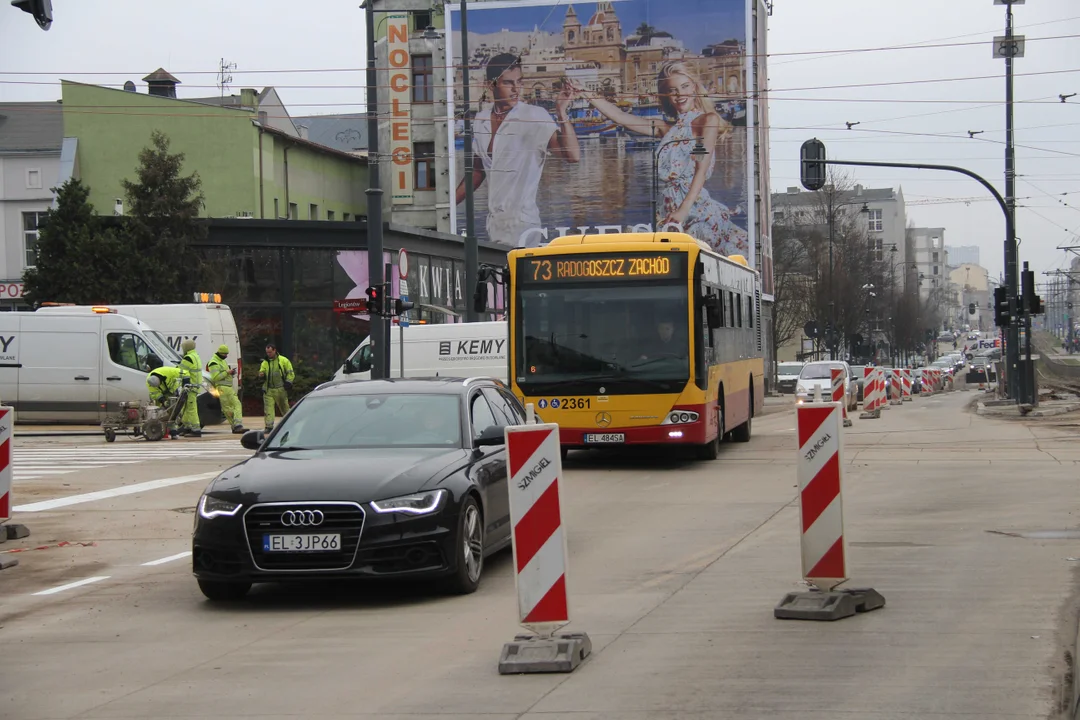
[75,375,90,381]
[107,376,122,381]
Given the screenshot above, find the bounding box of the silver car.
[794,361,858,410]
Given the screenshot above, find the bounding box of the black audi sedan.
[192,377,525,601]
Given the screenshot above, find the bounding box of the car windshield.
[145,331,183,364]
[516,281,689,395]
[266,393,462,449]
[800,364,844,380]
[778,363,803,375]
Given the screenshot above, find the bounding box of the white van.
[0,311,187,424]
[335,321,507,383]
[36,303,242,383]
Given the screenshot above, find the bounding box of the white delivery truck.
[0,310,188,424]
[36,302,242,383]
[335,321,508,383]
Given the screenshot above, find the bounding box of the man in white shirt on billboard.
[455,53,580,248]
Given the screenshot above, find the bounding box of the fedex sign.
[386,14,414,206]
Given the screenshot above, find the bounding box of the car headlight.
[370,489,446,516]
[198,495,242,519]
[795,384,807,395]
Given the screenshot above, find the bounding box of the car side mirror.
[474,425,505,447]
[241,429,265,451]
[341,361,353,375]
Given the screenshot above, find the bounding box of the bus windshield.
[516,283,689,395]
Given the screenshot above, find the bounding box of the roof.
[313,377,495,396]
[0,102,63,153]
[291,114,368,153]
[142,68,181,84]
[258,122,367,164]
[772,186,899,207]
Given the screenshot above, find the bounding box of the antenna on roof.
[217,58,236,98]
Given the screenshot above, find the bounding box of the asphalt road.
[3,388,1080,719]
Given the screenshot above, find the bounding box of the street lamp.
[651,136,708,229]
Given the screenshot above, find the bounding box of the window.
[107,333,153,371]
[413,10,431,31]
[414,142,435,190]
[413,55,434,103]
[309,203,319,220]
[26,168,42,189]
[933,266,939,276]
[482,387,520,426]
[728,291,735,327]
[22,211,46,268]
[327,210,336,221]
[343,212,351,222]
[288,202,298,220]
[932,251,939,263]
[736,293,743,327]
[470,393,498,438]
[274,198,280,218]
[867,209,883,232]
[746,294,753,328]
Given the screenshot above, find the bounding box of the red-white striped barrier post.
[499,419,591,674]
[921,368,933,396]
[774,392,885,620]
[859,367,881,419]
[901,369,913,402]
[830,368,852,427]
[889,369,902,405]
[0,406,27,569]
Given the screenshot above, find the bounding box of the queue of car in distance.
[192,376,526,601]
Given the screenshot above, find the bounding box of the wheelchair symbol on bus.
[550,399,561,409]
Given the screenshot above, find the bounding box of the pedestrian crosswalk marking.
[13,443,252,481]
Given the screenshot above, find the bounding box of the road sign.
[398,248,409,279]
[400,279,410,328]
[333,298,367,314]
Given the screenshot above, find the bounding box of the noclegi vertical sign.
[387,13,414,205]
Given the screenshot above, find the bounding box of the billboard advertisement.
[447,0,755,266]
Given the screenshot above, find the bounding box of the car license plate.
[263,533,341,552]
[584,433,625,444]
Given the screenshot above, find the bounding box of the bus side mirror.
[473,281,487,314]
[704,295,722,329]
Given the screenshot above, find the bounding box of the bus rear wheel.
[697,406,722,460]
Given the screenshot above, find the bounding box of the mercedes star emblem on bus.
[595,412,612,428]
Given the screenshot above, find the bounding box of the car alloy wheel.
[444,495,484,595]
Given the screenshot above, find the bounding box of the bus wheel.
[697,407,722,460]
[732,393,753,443]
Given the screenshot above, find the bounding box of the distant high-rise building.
[945,244,980,267]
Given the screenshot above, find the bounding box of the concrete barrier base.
[0,556,17,570]
[774,587,886,621]
[859,409,881,420]
[5,523,30,540]
[499,632,592,674]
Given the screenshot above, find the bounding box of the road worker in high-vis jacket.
[145,354,182,438]
[178,339,202,437]
[258,343,294,432]
[206,344,245,434]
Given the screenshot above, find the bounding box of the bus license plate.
[584,433,625,444]
[263,534,341,552]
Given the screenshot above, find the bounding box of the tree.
[121,130,207,303]
[22,179,133,306]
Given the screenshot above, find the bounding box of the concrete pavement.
[1,392,1079,719]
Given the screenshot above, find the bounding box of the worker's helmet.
[217,344,229,356]
[146,354,163,370]
[148,375,162,388]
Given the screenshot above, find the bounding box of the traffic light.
[365,286,382,316]
[393,297,414,315]
[11,0,52,29]
[1021,266,1043,315]
[800,139,827,192]
[993,286,1011,327]
[969,302,977,315]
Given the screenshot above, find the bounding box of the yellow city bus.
[506,231,764,459]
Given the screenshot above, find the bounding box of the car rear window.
[267,393,462,449]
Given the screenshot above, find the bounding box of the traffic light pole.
[1002,0,1022,406]
[800,149,1024,401]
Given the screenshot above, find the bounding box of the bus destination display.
[519,253,686,284]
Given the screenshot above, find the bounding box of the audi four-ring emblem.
[281,509,324,526]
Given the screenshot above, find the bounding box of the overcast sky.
[2,0,1078,282]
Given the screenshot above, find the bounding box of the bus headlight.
[662,410,699,425]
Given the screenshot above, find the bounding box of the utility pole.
[995,0,1024,402]
[364,0,386,379]
[459,0,479,322]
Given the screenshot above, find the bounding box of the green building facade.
[60,80,368,221]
